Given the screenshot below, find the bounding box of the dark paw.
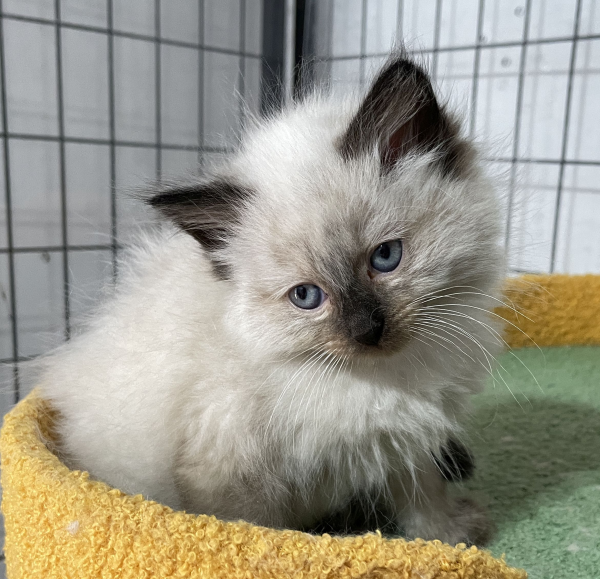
[434,438,475,482]
[453,497,495,546]
[303,492,397,536]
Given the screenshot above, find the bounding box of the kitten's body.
[41,57,504,544]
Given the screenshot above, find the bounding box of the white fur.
[40,84,505,543]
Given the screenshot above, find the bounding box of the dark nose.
[352,310,385,346]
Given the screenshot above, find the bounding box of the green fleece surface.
[466,346,600,579]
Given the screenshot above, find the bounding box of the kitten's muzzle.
[350,310,385,346]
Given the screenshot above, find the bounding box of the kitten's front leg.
[392,458,492,546]
[174,458,291,529]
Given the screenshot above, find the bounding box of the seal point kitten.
[41,54,504,545]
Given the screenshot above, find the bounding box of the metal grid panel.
[301,0,600,276]
[0,0,282,407]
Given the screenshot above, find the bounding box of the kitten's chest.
[278,396,407,527]
[265,364,451,482]
[270,366,433,444]
[271,377,404,469]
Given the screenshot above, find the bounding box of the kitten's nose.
[352,311,385,346]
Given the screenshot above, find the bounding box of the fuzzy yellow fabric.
[7,272,599,579]
[500,275,600,348]
[0,394,525,578]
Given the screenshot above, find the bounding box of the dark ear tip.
[378,54,431,81]
[147,190,189,208]
[147,193,165,207]
[384,56,421,74]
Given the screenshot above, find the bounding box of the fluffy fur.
[40,55,505,545]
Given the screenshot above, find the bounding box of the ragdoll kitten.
[41,55,504,545]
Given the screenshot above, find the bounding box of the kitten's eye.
[289,284,325,310]
[370,239,403,273]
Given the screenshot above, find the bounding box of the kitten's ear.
[148,180,251,276]
[338,56,463,175]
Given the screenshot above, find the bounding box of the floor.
[466,346,600,578]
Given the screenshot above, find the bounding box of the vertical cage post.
[107,0,117,279]
[504,0,532,250]
[358,0,368,86]
[0,0,20,403]
[155,0,162,182]
[468,0,486,137]
[550,0,583,273]
[431,0,443,79]
[238,0,247,130]
[261,0,286,109]
[54,0,71,341]
[396,0,404,41]
[283,0,296,104]
[197,0,205,166]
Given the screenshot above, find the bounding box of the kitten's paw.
[447,497,494,546]
[403,497,493,547]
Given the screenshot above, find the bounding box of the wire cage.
[0,0,285,410]
[299,0,600,275]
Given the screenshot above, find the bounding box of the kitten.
[40,54,504,545]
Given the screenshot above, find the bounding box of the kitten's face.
[225,147,502,360]
[150,56,503,362]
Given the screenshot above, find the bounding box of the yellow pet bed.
[3,275,599,579]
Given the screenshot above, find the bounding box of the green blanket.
[467,346,600,578]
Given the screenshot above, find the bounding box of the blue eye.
[289,284,325,310]
[370,239,403,273]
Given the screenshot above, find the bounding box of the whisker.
[297,351,339,452]
[410,322,498,385]
[410,319,478,364]
[251,342,328,398]
[285,350,330,434]
[414,285,532,321]
[420,302,542,353]
[311,354,343,440]
[419,308,543,394]
[265,348,328,438]
[416,313,530,409]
